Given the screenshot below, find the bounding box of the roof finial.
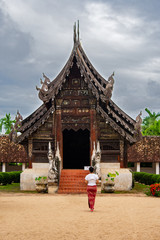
[73,22,77,43]
[77,20,79,42]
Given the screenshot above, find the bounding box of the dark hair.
[89,166,94,173]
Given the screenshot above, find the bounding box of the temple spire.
[73,22,77,43]
[73,20,80,44]
[77,20,79,41]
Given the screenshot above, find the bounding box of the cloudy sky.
[0,0,160,121]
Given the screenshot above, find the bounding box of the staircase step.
[58,169,89,194]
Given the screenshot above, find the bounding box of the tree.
[142,108,160,136]
[0,113,16,134]
[143,119,160,136]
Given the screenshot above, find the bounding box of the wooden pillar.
[120,140,124,168]
[123,140,128,168]
[55,100,63,166]
[22,163,25,171]
[28,138,33,168]
[155,162,159,175]
[136,162,140,172]
[90,106,97,163]
[2,162,6,172]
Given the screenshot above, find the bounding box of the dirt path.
[0,193,160,240]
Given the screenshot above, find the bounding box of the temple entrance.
[63,129,90,169]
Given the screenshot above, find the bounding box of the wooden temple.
[18,23,138,190]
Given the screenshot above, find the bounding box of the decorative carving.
[72,78,80,86]
[9,110,23,142]
[120,140,124,162]
[15,110,23,130]
[104,72,114,102]
[28,138,33,158]
[62,100,70,105]
[91,141,101,178]
[95,141,101,177]
[134,111,143,140]
[48,142,58,183]
[62,123,90,131]
[97,104,136,143]
[36,73,51,102]
[91,142,96,167]
[9,125,17,143]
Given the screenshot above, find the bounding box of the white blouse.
[85,173,99,186]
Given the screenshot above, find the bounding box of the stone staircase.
[58,169,89,194]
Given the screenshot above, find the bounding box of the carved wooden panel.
[32,114,53,139]
[32,140,54,153]
[33,153,48,163]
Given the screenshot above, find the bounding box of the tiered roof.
[18,26,136,144]
[128,136,160,162]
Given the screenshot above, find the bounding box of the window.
[128,162,134,168]
[140,162,152,168]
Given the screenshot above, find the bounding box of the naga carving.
[9,110,23,143]
[15,110,23,130]
[91,141,101,178]
[104,72,114,102]
[48,142,59,183]
[134,111,143,140]
[36,73,51,102]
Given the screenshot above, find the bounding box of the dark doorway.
[63,129,90,169]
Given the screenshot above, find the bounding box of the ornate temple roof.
[18,23,138,144]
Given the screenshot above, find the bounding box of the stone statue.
[91,142,96,167]
[91,141,101,178]
[48,142,58,183]
[134,111,143,140]
[95,141,101,178]
[104,72,114,101]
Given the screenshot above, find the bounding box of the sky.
[0,0,160,121]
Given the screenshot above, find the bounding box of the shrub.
[134,172,160,185]
[0,173,4,185]
[9,171,22,183]
[0,171,22,185]
[150,184,160,197]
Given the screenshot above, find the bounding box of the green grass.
[0,183,20,192]
[0,182,151,195]
[114,182,150,195]
[0,183,37,194]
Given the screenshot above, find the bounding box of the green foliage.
[134,172,160,185]
[106,171,119,182]
[142,108,160,136]
[35,176,47,181]
[142,120,160,136]
[0,171,22,185]
[0,113,16,134]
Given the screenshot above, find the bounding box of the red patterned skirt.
[87,185,97,210]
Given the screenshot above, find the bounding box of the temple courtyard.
[0,193,160,240]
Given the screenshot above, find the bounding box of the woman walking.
[85,166,99,212]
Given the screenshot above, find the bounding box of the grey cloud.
[0,0,160,121]
[147,80,160,97]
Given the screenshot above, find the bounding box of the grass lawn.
[0,183,37,193]
[0,182,150,195]
[115,182,150,195]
